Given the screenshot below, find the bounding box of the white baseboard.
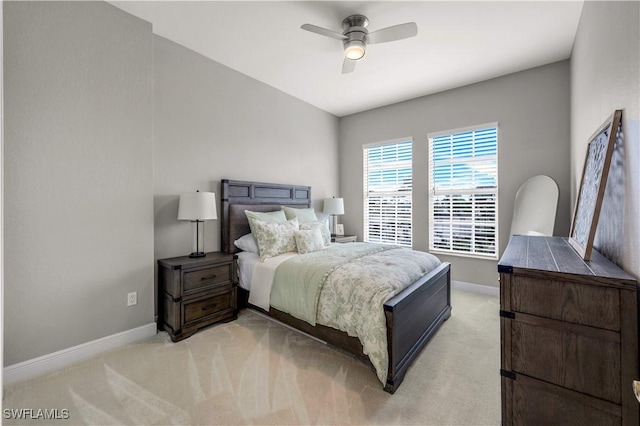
[452,280,499,297]
[3,323,157,385]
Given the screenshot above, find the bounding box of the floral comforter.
[269,242,442,384]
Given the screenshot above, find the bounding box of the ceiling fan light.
[344,40,365,60]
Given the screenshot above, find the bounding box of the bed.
[221,179,452,393]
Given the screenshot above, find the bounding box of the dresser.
[158,252,238,342]
[499,236,639,425]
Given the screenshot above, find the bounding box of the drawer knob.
[202,303,218,311]
[201,274,217,281]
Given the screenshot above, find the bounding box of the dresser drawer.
[510,276,620,331]
[183,290,233,325]
[503,375,620,426]
[509,319,620,403]
[182,263,232,295]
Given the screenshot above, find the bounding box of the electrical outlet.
[127,292,137,306]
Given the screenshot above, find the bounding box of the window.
[363,139,412,247]
[428,125,498,258]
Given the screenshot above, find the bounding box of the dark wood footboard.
[237,261,452,394]
[383,262,451,393]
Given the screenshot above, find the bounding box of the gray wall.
[4,2,154,365]
[570,1,640,278]
[339,61,571,287]
[1,1,5,388]
[3,1,339,367]
[152,36,339,262]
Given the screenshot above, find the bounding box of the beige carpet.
[3,289,500,425]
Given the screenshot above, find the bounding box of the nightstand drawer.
[332,235,357,243]
[183,263,232,294]
[184,291,233,324]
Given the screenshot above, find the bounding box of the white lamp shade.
[177,192,218,221]
[323,197,345,215]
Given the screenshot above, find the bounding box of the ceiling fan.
[301,14,418,74]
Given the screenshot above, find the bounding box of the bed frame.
[221,179,452,393]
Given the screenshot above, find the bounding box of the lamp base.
[188,252,206,258]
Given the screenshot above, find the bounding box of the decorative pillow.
[245,209,287,237]
[294,228,325,254]
[281,206,318,223]
[314,212,332,236]
[252,218,299,260]
[234,233,259,253]
[300,220,331,246]
[315,211,331,225]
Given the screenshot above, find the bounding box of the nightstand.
[332,235,357,243]
[157,252,237,342]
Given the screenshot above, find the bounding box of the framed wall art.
[569,109,622,261]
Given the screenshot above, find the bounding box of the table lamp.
[178,190,217,257]
[323,197,345,236]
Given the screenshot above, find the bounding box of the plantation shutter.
[428,125,498,258]
[363,140,413,247]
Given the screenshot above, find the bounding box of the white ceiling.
[110,1,584,117]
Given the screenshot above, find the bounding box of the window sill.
[429,249,498,261]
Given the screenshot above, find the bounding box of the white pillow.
[252,217,299,260]
[281,206,318,223]
[300,220,331,247]
[294,228,325,254]
[234,233,258,253]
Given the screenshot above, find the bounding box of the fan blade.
[342,58,357,74]
[368,22,417,44]
[301,24,348,41]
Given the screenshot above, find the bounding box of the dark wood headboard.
[221,179,311,253]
